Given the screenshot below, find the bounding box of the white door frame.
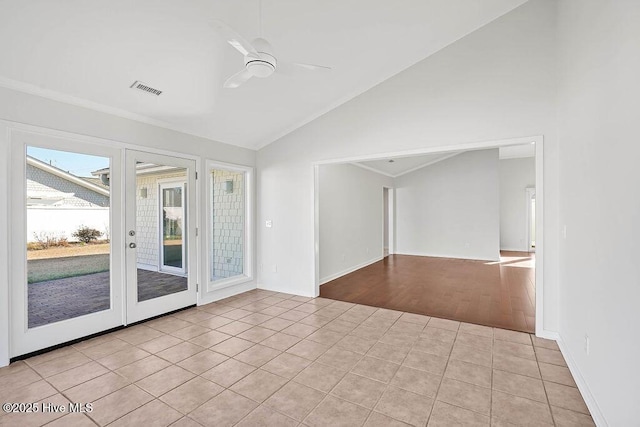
[125,150,197,324]
[526,187,536,253]
[158,179,188,275]
[8,129,125,357]
[382,186,395,256]
[313,135,546,336]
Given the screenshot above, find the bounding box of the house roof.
[27,156,110,197]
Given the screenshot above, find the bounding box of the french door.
[124,150,197,324]
[10,131,125,356]
[10,132,197,357]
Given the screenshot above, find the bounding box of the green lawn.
[28,254,110,284]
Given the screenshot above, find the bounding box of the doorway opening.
[527,187,536,252]
[315,136,543,334]
[383,188,390,257]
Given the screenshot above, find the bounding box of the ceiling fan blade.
[291,62,332,71]
[278,61,332,75]
[224,68,253,89]
[212,20,257,56]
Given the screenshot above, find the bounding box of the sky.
[27,146,110,177]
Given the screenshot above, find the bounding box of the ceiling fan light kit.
[245,39,276,78]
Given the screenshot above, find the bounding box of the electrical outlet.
[584,334,590,355]
[265,220,273,228]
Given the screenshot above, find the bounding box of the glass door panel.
[126,152,196,323]
[11,131,124,357]
[26,147,112,328]
[161,183,185,272]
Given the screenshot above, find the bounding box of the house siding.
[27,164,109,208]
[136,172,186,270]
[211,169,244,280]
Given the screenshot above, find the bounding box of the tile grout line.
[5,290,591,427]
[297,303,381,426]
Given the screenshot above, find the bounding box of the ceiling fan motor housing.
[245,38,276,78]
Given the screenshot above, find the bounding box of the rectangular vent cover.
[130,81,162,96]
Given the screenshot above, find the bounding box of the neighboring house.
[92,163,190,276]
[26,156,110,242]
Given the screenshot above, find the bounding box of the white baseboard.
[198,281,256,305]
[394,251,499,262]
[500,247,530,252]
[556,335,608,427]
[536,329,559,341]
[257,283,316,298]
[320,256,383,285]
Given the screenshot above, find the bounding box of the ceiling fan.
[213,1,331,89]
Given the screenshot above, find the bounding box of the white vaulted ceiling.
[0,0,528,149]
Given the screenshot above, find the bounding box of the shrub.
[32,231,61,249]
[72,226,102,244]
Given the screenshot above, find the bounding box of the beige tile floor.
[0,290,594,426]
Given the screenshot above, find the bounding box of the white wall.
[257,0,560,332]
[499,157,535,251]
[556,1,640,425]
[27,207,110,244]
[318,164,393,284]
[395,149,500,261]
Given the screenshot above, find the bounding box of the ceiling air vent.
[130,81,162,96]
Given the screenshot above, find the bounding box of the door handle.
[129,243,137,249]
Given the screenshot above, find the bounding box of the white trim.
[9,130,125,357]
[0,123,11,367]
[259,282,316,298]
[533,138,544,335]
[349,152,462,179]
[394,252,499,262]
[158,179,188,275]
[320,256,383,285]
[556,336,608,427]
[525,187,536,253]
[313,165,321,297]
[204,160,255,297]
[313,135,546,337]
[124,150,197,324]
[536,330,559,341]
[315,136,538,165]
[384,186,396,256]
[0,76,234,148]
[349,162,395,178]
[26,156,110,196]
[499,247,530,252]
[499,153,536,160]
[199,280,257,306]
[391,152,461,178]
[1,120,202,161]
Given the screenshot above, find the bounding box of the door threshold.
[10,304,195,364]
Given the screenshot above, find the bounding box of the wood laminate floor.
[320,251,535,333]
